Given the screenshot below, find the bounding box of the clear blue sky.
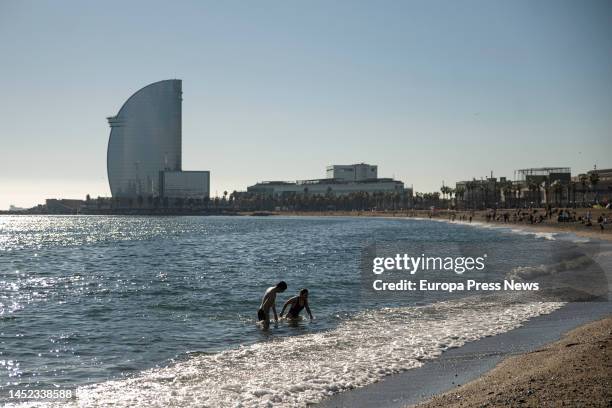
[1,0,611,209]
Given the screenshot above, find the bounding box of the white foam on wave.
[12,297,563,408]
[410,217,559,240]
[511,229,557,240]
[509,248,612,281]
[507,256,594,280]
[460,221,558,241]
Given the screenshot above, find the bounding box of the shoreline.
[318,302,611,408]
[3,210,610,242]
[412,314,612,408]
[244,209,612,242]
[317,215,612,407]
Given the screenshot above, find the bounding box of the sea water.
[0,215,572,406]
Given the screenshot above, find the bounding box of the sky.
[0,0,611,209]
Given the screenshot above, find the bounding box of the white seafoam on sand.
[413,216,560,241]
[12,297,563,408]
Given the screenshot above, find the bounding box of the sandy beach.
[318,302,612,408]
[247,208,612,242]
[412,317,612,408]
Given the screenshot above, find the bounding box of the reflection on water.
[0,215,577,406]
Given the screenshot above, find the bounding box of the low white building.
[248,164,408,197]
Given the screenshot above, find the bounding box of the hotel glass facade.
[107,80,182,197]
[107,79,210,199]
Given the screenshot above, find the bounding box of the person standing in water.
[280,288,313,320]
[257,281,287,328]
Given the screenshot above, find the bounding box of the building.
[45,199,85,214]
[326,163,377,181]
[455,177,508,209]
[587,168,612,184]
[248,178,406,197]
[515,167,571,206]
[572,168,612,204]
[247,164,408,197]
[515,167,571,187]
[106,79,209,200]
[587,168,612,203]
[455,167,577,208]
[159,171,210,199]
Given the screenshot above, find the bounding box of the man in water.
[279,288,313,320]
[257,281,287,328]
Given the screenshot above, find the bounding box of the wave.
[410,217,562,241]
[507,256,594,281]
[456,221,558,241]
[11,296,563,408]
[509,229,557,240]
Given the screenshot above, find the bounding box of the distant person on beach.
[257,281,287,328]
[280,288,313,320]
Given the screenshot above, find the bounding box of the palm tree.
[527,180,539,207]
[568,181,576,207]
[229,190,238,208]
[480,184,488,209]
[492,182,500,208]
[551,181,563,206]
[440,186,453,207]
[455,186,465,209]
[589,172,600,204]
[466,182,475,209]
[504,180,514,207]
[513,183,524,208]
[579,174,588,205]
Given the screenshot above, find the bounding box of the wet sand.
[412,316,612,408]
[317,302,611,408]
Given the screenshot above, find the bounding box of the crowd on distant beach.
[448,206,610,231]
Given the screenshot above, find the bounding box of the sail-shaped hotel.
[107,79,209,199]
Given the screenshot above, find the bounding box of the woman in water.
[279,288,313,320]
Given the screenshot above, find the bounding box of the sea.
[1,215,596,407]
